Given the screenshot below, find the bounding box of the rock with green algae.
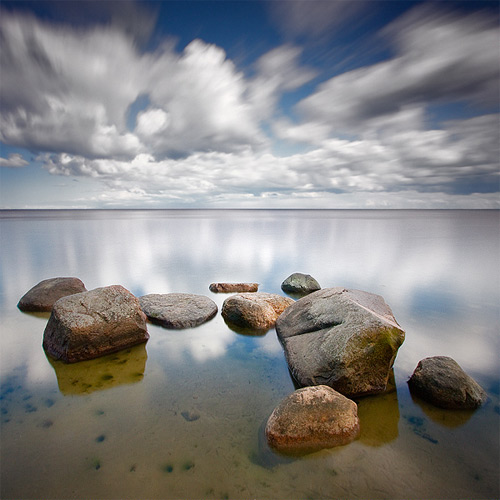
[275,287,405,397]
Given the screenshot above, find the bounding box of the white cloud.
[0,153,29,168]
[296,5,499,133]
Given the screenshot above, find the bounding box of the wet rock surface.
[140,293,218,329]
[408,356,488,409]
[43,285,149,363]
[222,292,294,331]
[209,282,259,293]
[281,273,321,295]
[275,287,405,397]
[18,277,87,312]
[265,385,360,454]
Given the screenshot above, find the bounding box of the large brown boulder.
[43,285,149,363]
[139,293,217,329]
[275,287,405,397]
[209,282,259,293]
[408,356,488,409]
[265,385,360,454]
[222,292,294,331]
[18,277,87,312]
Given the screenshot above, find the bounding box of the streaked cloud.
[0,1,498,208]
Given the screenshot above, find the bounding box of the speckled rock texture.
[265,385,360,454]
[275,287,405,397]
[408,356,487,409]
[222,292,294,331]
[43,285,149,363]
[139,293,218,329]
[209,282,259,293]
[281,273,321,295]
[18,277,87,312]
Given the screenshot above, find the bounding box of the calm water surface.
[1,209,499,499]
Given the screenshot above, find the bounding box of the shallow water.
[1,209,499,499]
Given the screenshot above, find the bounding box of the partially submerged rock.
[18,277,87,312]
[140,293,217,329]
[265,385,360,454]
[43,285,149,363]
[408,356,487,409]
[281,273,321,295]
[209,282,259,293]
[275,287,405,397]
[222,292,294,331]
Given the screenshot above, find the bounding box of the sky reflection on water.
[0,209,498,500]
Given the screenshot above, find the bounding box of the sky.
[0,0,499,209]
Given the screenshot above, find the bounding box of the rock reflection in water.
[356,371,400,447]
[47,343,147,395]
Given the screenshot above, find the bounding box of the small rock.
[281,273,321,295]
[275,287,405,397]
[222,292,294,331]
[18,277,87,312]
[265,385,360,454]
[139,293,217,329]
[209,282,259,293]
[43,285,149,363]
[408,356,487,409]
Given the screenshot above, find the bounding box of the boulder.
[265,385,360,454]
[43,285,149,363]
[281,273,321,295]
[139,293,218,329]
[408,356,487,409]
[18,277,87,312]
[209,282,259,293]
[222,292,294,331]
[275,287,405,397]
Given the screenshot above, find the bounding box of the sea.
[0,209,499,499]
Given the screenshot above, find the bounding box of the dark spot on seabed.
[404,414,438,444]
[95,434,106,442]
[182,460,195,471]
[162,463,174,473]
[181,410,200,422]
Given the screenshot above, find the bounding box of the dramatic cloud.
[0,2,498,208]
[296,6,499,134]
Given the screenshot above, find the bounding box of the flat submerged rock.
[139,293,218,329]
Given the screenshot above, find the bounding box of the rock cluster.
[19,271,487,457]
[43,285,149,363]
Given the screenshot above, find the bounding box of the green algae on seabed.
[47,343,147,395]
